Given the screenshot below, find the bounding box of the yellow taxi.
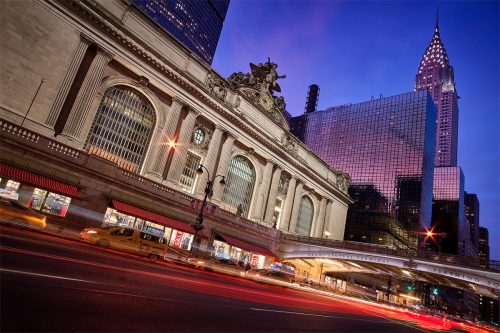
[0,198,46,230]
[79,226,167,260]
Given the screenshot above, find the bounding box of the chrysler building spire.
[415,13,459,167]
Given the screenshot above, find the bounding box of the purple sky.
[212,1,499,259]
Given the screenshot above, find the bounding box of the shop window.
[179,151,201,193]
[103,208,136,228]
[5,180,20,191]
[0,179,20,200]
[170,230,193,250]
[144,221,165,237]
[30,188,47,210]
[213,240,230,259]
[42,193,71,217]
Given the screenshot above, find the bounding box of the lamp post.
[190,163,225,255]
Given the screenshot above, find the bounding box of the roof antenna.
[435,5,439,30]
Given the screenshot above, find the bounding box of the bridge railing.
[280,233,499,271]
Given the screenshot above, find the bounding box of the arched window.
[84,86,156,173]
[295,196,314,236]
[221,156,255,217]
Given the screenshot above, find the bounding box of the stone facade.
[0,0,352,253]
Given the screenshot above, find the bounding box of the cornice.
[55,0,351,204]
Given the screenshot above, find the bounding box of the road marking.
[360,308,431,333]
[249,307,393,323]
[0,268,97,283]
[250,307,341,318]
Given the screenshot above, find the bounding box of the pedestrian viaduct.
[278,234,500,296]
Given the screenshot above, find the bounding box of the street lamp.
[423,227,446,257]
[190,163,225,255]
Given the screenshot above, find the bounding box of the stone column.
[252,159,274,221]
[288,182,304,233]
[279,176,297,231]
[144,97,184,180]
[59,48,112,144]
[195,125,224,195]
[264,165,282,223]
[211,134,236,201]
[324,200,333,237]
[45,35,92,128]
[165,108,198,186]
[312,197,327,237]
[327,199,348,241]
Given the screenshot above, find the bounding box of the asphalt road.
[0,226,488,332]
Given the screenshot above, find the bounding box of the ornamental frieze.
[205,72,227,101]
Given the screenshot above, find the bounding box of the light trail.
[1,228,496,333]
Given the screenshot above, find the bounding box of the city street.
[0,226,492,332]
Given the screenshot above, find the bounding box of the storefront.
[213,233,277,269]
[0,163,80,217]
[102,199,206,251]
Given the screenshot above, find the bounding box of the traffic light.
[432,287,439,295]
[407,284,414,291]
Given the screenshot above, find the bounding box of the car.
[256,269,295,283]
[0,198,46,230]
[214,258,238,266]
[79,226,167,260]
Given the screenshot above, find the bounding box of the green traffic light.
[407,284,413,291]
[432,288,439,295]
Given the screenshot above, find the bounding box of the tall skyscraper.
[415,14,459,167]
[478,227,490,267]
[290,91,437,250]
[432,167,467,255]
[464,192,480,252]
[132,0,230,64]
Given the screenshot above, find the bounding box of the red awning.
[219,233,277,258]
[111,200,207,238]
[0,163,80,198]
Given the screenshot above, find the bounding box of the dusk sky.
[212,1,499,259]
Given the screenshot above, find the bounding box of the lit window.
[193,128,205,145]
[221,156,255,217]
[85,86,156,173]
[179,151,201,193]
[295,196,313,236]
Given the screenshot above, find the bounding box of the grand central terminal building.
[0,0,352,267]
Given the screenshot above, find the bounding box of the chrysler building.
[415,14,459,167]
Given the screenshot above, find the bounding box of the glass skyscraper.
[290,91,437,250]
[132,0,230,64]
[432,167,466,255]
[415,17,458,167]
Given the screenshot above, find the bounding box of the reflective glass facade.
[132,0,230,64]
[464,192,480,251]
[431,167,465,255]
[290,91,437,250]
